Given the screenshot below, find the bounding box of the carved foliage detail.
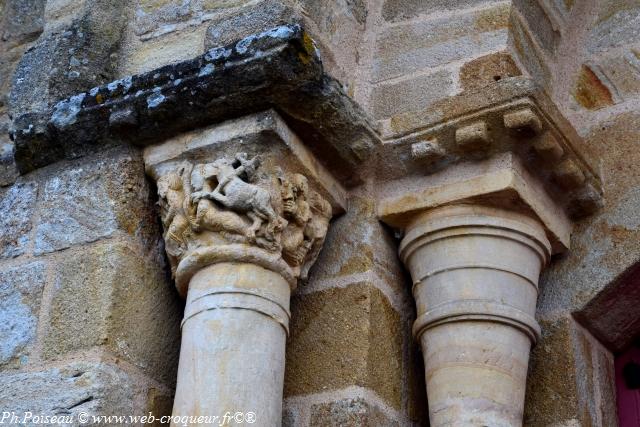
[156,153,331,281]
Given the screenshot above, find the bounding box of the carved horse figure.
[192,153,283,241]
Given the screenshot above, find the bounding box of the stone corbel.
[378,95,603,426]
[143,110,346,425]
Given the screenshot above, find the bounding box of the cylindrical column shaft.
[400,204,551,426]
[171,262,291,426]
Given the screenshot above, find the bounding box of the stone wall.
[0,144,182,417]
[0,1,181,419]
[1,0,639,426]
[509,1,640,426]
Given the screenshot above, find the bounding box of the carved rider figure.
[192,153,284,243]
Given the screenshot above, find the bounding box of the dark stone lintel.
[11,25,379,186]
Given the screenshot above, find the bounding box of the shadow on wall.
[574,260,640,426]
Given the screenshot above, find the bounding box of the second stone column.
[400,204,550,426]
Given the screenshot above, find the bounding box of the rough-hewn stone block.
[135,0,253,38]
[43,241,182,386]
[0,115,19,186]
[588,6,640,54]
[513,0,560,54]
[524,318,617,426]
[459,52,522,92]
[0,0,45,46]
[0,140,18,187]
[285,283,403,409]
[204,0,300,48]
[34,147,158,254]
[524,318,579,426]
[371,69,455,120]
[13,26,378,187]
[309,398,399,427]
[382,0,493,22]
[373,4,509,82]
[0,179,37,258]
[35,165,118,254]
[0,362,137,416]
[509,12,552,85]
[588,53,640,102]
[307,196,406,290]
[0,261,46,368]
[8,0,128,117]
[573,64,616,110]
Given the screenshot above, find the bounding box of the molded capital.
[144,110,344,297]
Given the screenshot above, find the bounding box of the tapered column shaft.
[171,262,291,426]
[400,204,551,426]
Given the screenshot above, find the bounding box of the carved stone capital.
[376,77,603,222]
[144,110,344,297]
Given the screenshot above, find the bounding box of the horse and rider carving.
[156,152,331,278]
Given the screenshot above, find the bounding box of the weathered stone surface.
[526,317,618,427]
[572,325,617,427]
[0,179,37,258]
[34,163,118,254]
[121,24,209,76]
[0,112,19,186]
[307,196,406,290]
[587,6,640,54]
[0,362,137,418]
[12,25,378,186]
[513,0,560,54]
[146,388,174,419]
[205,0,368,88]
[382,0,492,22]
[573,64,616,110]
[43,241,182,386]
[309,398,399,427]
[0,0,45,46]
[575,262,640,351]
[135,0,254,39]
[303,0,367,27]
[537,113,640,317]
[509,12,552,85]
[282,407,298,427]
[0,261,46,368]
[285,283,403,409]
[9,0,128,117]
[33,147,157,254]
[42,0,88,31]
[204,0,301,48]
[373,4,509,82]
[298,0,367,87]
[0,140,18,187]
[371,69,455,119]
[524,318,580,426]
[459,51,522,92]
[586,53,640,103]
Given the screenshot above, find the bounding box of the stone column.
[400,204,550,426]
[378,155,575,427]
[143,111,345,426]
[172,262,291,424]
[155,161,333,426]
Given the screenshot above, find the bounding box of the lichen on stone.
[198,63,215,77]
[146,88,165,109]
[50,93,86,129]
